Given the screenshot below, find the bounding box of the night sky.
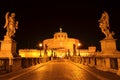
[0,1,120,50]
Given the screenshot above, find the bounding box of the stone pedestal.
[117,58,120,75]
[0,36,17,57]
[100,39,116,54]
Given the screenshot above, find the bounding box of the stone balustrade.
[0,58,9,74]
[70,53,120,76]
[0,57,50,74]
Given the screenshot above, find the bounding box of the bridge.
[0,57,120,80]
[0,11,120,80]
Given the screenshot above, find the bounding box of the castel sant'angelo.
[43,27,80,57]
[19,27,81,57]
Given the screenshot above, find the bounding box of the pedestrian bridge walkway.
[0,59,120,80]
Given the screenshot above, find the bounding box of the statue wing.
[4,12,10,28]
[104,11,110,28]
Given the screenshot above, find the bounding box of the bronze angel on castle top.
[4,12,18,38]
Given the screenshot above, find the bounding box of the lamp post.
[78,43,81,56]
[39,43,42,57]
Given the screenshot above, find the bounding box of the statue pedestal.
[100,39,116,54]
[0,36,17,58]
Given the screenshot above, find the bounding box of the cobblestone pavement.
[14,59,100,80]
[1,59,120,80]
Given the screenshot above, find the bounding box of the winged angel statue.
[98,11,114,39]
[4,12,18,38]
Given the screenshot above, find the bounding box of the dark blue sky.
[0,1,120,50]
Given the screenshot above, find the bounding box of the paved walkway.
[0,59,120,80]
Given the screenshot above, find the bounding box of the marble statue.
[4,12,18,38]
[98,11,114,39]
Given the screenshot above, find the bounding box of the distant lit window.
[61,35,63,37]
[64,35,66,39]
[58,35,60,37]
[55,35,57,39]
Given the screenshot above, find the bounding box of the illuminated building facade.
[19,28,80,57]
[43,28,80,57]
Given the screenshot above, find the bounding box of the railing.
[70,54,120,75]
[21,57,49,68]
[0,57,50,75]
[0,58,10,74]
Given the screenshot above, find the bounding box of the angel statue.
[4,12,18,38]
[98,11,114,39]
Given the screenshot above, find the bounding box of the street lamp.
[78,43,81,56]
[39,43,42,57]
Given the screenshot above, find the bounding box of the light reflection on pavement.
[15,59,100,80]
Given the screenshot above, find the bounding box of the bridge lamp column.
[39,43,42,57]
[78,43,81,56]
